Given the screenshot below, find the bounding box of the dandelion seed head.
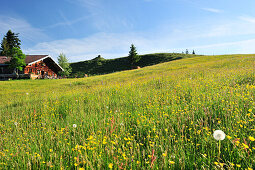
[73,124,77,128]
[213,130,225,140]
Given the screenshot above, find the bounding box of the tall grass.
[0,54,254,169]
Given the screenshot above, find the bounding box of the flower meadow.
[0,54,254,169]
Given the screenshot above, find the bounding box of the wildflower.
[236,164,241,167]
[213,130,225,140]
[169,161,175,164]
[249,136,255,141]
[120,122,124,126]
[108,163,113,169]
[73,124,77,128]
[14,122,18,126]
[79,168,85,170]
[162,152,167,157]
[242,143,249,149]
[227,135,232,139]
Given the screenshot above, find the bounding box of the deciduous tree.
[8,47,26,73]
[57,53,72,77]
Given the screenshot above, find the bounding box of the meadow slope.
[0,54,255,169]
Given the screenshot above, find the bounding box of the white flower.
[213,130,225,141]
[26,93,29,95]
[14,122,18,126]
[120,122,124,126]
[73,124,77,128]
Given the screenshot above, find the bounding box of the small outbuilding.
[0,55,63,80]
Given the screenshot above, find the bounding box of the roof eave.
[27,55,64,72]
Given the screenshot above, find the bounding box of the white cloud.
[202,8,222,13]
[24,32,153,62]
[0,15,48,43]
[23,15,255,62]
[45,13,92,29]
[239,16,255,23]
[188,38,255,55]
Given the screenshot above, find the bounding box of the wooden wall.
[24,61,57,78]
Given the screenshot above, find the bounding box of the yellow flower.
[242,143,249,149]
[230,163,234,166]
[49,149,53,152]
[136,161,140,164]
[79,168,85,170]
[248,168,253,170]
[249,136,255,141]
[236,164,241,167]
[214,162,218,165]
[227,136,232,139]
[169,161,175,164]
[108,163,113,169]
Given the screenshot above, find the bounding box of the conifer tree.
[0,30,21,56]
[192,50,195,54]
[128,44,140,66]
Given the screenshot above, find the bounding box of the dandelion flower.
[73,124,77,128]
[169,161,175,164]
[108,163,113,169]
[249,136,255,141]
[213,130,225,140]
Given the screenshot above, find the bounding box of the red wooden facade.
[24,60,57,78]
[0,55,63,80]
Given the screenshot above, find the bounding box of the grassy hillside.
[70,53,199,77]
[0,54,255,169]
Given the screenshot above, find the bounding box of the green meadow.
[0,54,254,169]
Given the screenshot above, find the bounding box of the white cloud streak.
[202,8,222,13]
[239,16,255,23]
[0,16,48,43]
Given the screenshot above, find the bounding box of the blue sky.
[1,0,255,62]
